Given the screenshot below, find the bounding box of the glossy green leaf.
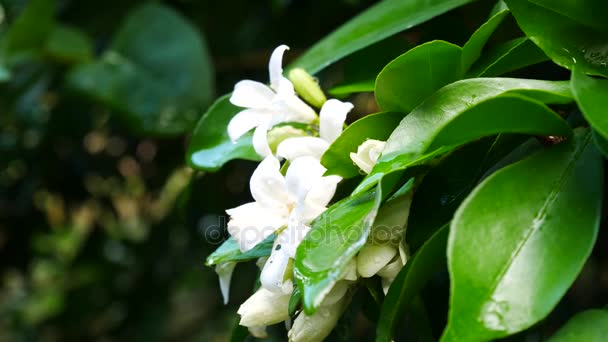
[206,235,274,266]
[375,40,463,114]
[187,95,260,171]
[528,0,608,32]
[467,37,548,77]
[290,0,478,74]
[68,3,214,135]
[406,135,528,251]
[295,185,382,314]
[461,9,509,71]
[506,0,608,77]
[45,25,93,63]
[322,111,406,178]
[549,309,608,342]
[376,224,449,342]
[0,0,54,65]
[356,78,573,193]
[443,129,603,341]
[571,67,608,139]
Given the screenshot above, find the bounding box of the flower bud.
[357,244,397,278]
[267,125,308,153]
[288,288,348,342]
[237,288,290,327]
[215,262,236,304]
[341,259,358,281]
[350,139,386,174]
[377,256,404,279]
[288,68,327,108]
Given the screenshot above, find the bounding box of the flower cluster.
[213,45,406,341]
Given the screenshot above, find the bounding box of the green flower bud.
[267,125,308,153]
[288,68,327,108]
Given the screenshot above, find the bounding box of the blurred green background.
[0,0,606,341]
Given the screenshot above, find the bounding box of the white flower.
[237,287,290,327]
[226,155,340,253]
[228,45,317,157]
[277,99,353,161]
[350,139,386,174]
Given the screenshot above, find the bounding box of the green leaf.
[443,129,603,341]
[571,66,608,139]
[321,111,406,178]
[527,0,608,32]
[506,0,608,77]
[592,130,608,157]
[290,0,478,74]
[187,94,260,171]
[467,37,548,77]
[549,309,608,342]
[205,235,274,266]
[376,224,449,342]
[0,0,54,65]
[375,40,463,114]
[406,135,528,251]
[356,78,573,194]
[67,3,214,135]
[45,25,93,63]
[295,185,383,314]
[328,80,375,97]
[461,9,509,72]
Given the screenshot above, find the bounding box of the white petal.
[215,262,236,304]
[276,137,330,161]
[319,99,353,143]
[279,212,312,258]
[252,121,273,158]
[250,155,289,205]
[260,242,293,294]
[230,80,275,109]
[299,202,327,225]
[226,202,288,252]
[280,94,317,122]
[275,76,296,98]
[238,288,290,327]
[285,156,326,204]
[305,175,341,208]
[227,109,270,142]
[356,244,397,278]
[269,45,290,92]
